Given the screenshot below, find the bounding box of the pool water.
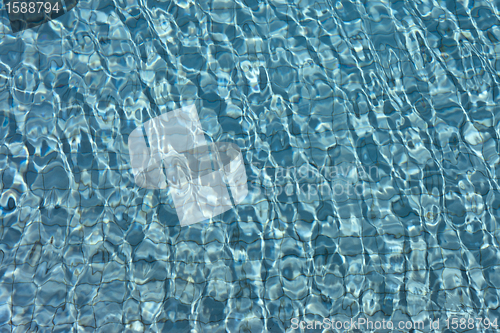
[1,0,500,331]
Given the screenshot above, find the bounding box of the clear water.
[1,0,500,331]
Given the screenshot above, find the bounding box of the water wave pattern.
[1,0,500,331]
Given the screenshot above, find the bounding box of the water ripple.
[2,0,500,331]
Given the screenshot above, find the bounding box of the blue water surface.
[1,0,500,331]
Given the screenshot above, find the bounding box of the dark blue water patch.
[1,227,22,248]
[5,197,16,212]
[0,37,24,68]
[132,260,168,284]
[24,159,38,191]
[156,203,180,229]
[198,296,226,323]
[313,235,337,257]
[33,147,59,172]
[423,161,443,194]
[161,298,191,327]
[176,10,200,36]
[76,133,93,169]
[218,114,243,137]
[460,227,484,251]
[159,319,190,332]
[53,70,72,97]
[12,282,36,306]
[437,229,461,253]
[471,5,499,31]
[90,247,110,266]
[43,165,69,190]
[79,195,104,225]
[201,91,226,115]
[469,170,490,196]
[125,222,144,247]
[1,168,15,190]
[315,201,335,221]
[480,245,499,271]
[0,111,17,142]
[40,223,66,247]
[355,137,382,167]
[41,206,68,227]
[266,318,285,332]
[258,67,269,91]
[0,257,11,285]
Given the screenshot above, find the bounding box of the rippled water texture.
[1,0,500,331]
